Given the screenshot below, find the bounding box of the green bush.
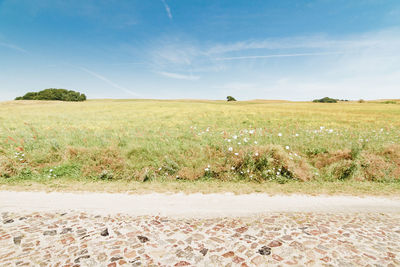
[15,88,86,102]
[227,96,237,101]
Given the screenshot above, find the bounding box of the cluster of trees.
[312,97,339,103]
[15,89,86,102]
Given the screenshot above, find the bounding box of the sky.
[1,0,400,101]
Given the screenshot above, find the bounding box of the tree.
[227,96,237,102]
[15,89,87,102]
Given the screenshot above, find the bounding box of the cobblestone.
[1,211,399,266]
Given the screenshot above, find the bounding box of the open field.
[1,99,400,194]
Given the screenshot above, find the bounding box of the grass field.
[1,99,400,194]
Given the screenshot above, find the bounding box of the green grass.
[1,99,399,194]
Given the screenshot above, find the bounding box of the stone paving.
[0,211,399,266]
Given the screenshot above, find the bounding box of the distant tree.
[312,97,338,103]
[227,96,237,102]
[15,89,86,102]
[358,99,365,103]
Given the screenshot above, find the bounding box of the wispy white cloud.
[158,71,199,80]
[161,0,172,20]
[144,28,400,100]
[0,41,28,53]
[79,67,141,97]
[215,52,343,61]
[205,32,398,55]
[213,82,257,91]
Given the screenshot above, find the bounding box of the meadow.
[1,99,400,194]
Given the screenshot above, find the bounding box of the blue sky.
[1,0,400,101]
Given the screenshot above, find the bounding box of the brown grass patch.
[177,167,206,180]
[66,146,127,178]
[360,152,391,181]
[0,155,18,178]
[222,145,313,182]
[314,149,352,169]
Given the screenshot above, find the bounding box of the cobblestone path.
[1,211,399,266]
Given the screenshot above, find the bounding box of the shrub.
[358,99,365,103]
[312,97,338,103]
[382,100,396,104]
[15,88,86,102]
[226,96,237,101]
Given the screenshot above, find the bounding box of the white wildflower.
[228,147,233,152]
[278,133,282,137]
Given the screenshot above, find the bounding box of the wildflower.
[227,139,231,142]
[278,133,282,137]
[328,129,333,133]
[295,133,299,137]
[285,146,290,150]
[228,147,233,152]
[206,127,210,132]
[255,152,259,156]
[243,138,248,143]
[231,166,235,170]
[204,167,210,172]
[254,141,258,144]
[238,142,241,145]
[249,129,255,134]
[233,135,238,139]
[50,169,53,172]
[234,152,239,156]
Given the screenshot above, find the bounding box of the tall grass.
[1,99,399,183]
